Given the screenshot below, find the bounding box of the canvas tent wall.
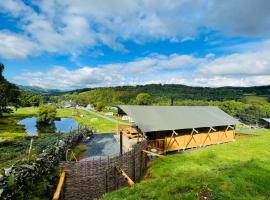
[117,105,240,152]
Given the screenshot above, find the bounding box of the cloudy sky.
[1,0,270,90]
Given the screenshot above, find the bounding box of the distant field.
[0,107,38,140]
[0,107,116,169]
[243,95,269,104]
[57,108,116,133]
[0,107,116,140]
[104,129,270,200]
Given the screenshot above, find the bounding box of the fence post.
[28,138,34,161]
[120,130,123,155]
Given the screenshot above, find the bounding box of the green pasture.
[104,129,270,200]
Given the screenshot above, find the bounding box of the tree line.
[1,62,270,125]
[63,88,270,124]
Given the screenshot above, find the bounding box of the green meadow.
[57,108,116,133]
[104,129,270,200]
[0,107,116,169]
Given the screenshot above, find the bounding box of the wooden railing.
[52,171,66,200]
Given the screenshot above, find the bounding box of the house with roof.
[117,105,240,153]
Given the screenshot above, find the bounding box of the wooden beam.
[53,171,66,200]
[165,130,179,151]
[142,150,165,158]
[185,128,199,149]
[116,167,135,187]
[202,127,214,146]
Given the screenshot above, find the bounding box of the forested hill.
[66,84,270,103]
[18,85,62,96]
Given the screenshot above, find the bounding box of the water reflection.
[18,117,78,136]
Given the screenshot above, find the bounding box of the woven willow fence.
[60,141,148,200]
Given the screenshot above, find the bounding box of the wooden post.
[53,171,66,200]
[120,130,123,155]
[116,167,135,187]
[28,138,33,161]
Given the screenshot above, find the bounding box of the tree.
[37,105,57,124]
[217,100,247,116]
[0,63,20,116]
[19,91,42,107]
[237,105,266,124]
[135,93,151,105]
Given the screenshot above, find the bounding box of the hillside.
[64,84,270,104]
[18,85,62,96]
[103,129,270,200]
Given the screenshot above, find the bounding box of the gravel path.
[80,133,120,160]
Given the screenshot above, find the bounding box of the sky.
[1,0,270,90]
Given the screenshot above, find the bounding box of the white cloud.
[1,0,270,59]
[200,40,270,75]
[148,75,270,87]
[0,31,38,59]
[2,0,270,88]
[14,50,270,89]
[14,53,202,89]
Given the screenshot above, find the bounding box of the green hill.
[18,85,62,96]
[64,84,270,104]
[104,129,270,200]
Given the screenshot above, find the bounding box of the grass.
[0,107,116,169]
[243,95,269,104]
[103,129,270,200]
[0,107,38,140]
[57,108,116,133]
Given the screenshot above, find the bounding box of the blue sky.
[1,0,270,89]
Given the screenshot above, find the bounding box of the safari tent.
[117,105,239,153]
[260,118,270,128]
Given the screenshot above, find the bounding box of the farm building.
[259,118,270,128]
[117,105,239,153]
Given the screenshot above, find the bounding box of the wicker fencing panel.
[60,141,147,200]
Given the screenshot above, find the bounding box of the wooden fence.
[60,141,147,200]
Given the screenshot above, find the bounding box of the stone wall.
[61,141,148,200]
[0,127,93,200]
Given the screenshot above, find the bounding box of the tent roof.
[261,118,270,123]
[118,105,240,133]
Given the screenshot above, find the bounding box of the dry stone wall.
[0,127,93,200]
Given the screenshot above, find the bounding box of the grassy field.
[103,129,270,200]
[58,108,116,133]
[0,107,38,140]
[243,95,269,104]
[0,107,116,141]
[0,107,116,169]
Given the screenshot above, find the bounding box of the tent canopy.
[118,105,240,133]
[261,118,270,123]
